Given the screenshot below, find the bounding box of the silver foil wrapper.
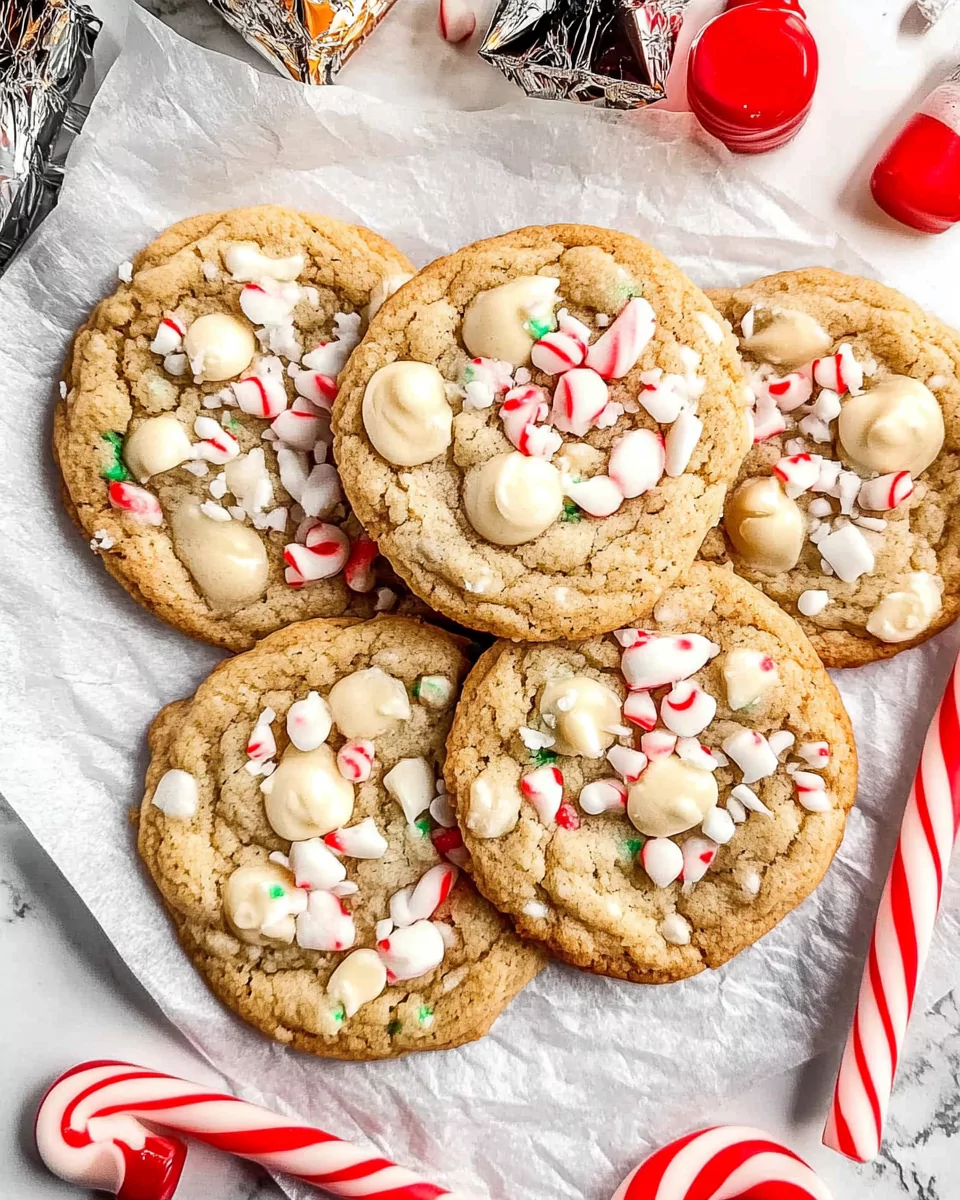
[206,0,399,84]
[0,0,99,274]
[480,0,692,109]
[918,0,958,24]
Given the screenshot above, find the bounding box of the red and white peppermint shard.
[437,0,475,42]
[772,452,821,497]
[623,689,657,730]
[531,311,590,374]
[37,1060,462,1200]
[344,536,378,592]
[296,891,355,951]
[283,522,350,586]
[336,739,375,782]
[640,730,678,761]
[857,471,914,512]
[499,385,553,455]
[551,368,609,436]
[660,681,717,739]
[107,482,163,526]
[612,1125,833,1200]
[751,393,787,443]
[578,778,626,815]
[584,297,656,380]
[270,397,327,451]
[680,836,718,884]
[824,657,960,1164]
[621,633,720,691]
[563,474,624,517]
[239,280,300,326]
[233,369,289,419]
[606,745,648,784]
[793,770,830,812]
[293,368,338,411]
[193,416,240,464]
[756,370,813,412]
[431,824,469,868]
[407,864,458,921]
[812,344,863,396]
[521,765,564,824]
[324,816,388,858]
[608,428,665,498]
[246,709,276,764]
[378,920,446,983]
[149,317,185,355]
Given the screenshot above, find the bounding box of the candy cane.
[36,1061,464,1200]
[823,654,960,1163]
[611,1125,832,1199]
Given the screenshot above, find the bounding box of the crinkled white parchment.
[1,11,959,1199]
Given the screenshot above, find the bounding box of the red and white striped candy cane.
[36,1060,466,1200]
[611,1126,832,1200]
[823,655,960,1163]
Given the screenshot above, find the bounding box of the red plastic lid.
[688,6,819,137]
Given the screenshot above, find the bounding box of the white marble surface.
[7,0,960,1196]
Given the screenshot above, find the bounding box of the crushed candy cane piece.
[301,313,362,379]
[812,344,862,395]
[409,864,458,922]
[578,778,626,815]
[270,398,327,451]
[730,782,773,817]
[531,327,586,375]
[462,356,514,410]
[521,766,564,824]
[562,474,623,517]
[288,838,346,891]
[794,770,831,811]
[384,757,435,824]
[768,730,795,757]
[286,691,332,751]
[858,471,914,512]
[224,243,304,282]
[642,837,684,888]
[239,279,300,326]
[584,297,656,380]
[246,708,277,764]
[283,522,350,584]
[555,802,580,829]
[325,816,389,859]
[606,745,648,783]
[608,428,665,498]
[225,449,273,515]
[722,649,778,711]
[760,370,813,412]
[343,536,377,593]
[680,836,718,884]
[430,792,457,828]
[701,806,735,845]
[818,524,875,583]
[660,680,717,739]
[107,481,163,525]
[664,409,702,476]
[726,797,747,824]
[378,920,445,983]
[798,589,830,616]
[150,317,185,355]
[118,261,134,283]
[432,825,468,867]
[637,370,685,424]
[296,891,356,952]
[640,730,677,761]
[293,368,338,410]
[519,726,554,751]
[675,738,720,772]
[552,368,609,436]
[336,740,375,782]
[797,741,830,769]
[193,416,240,465]
[722,727,779,784]
[623,689,657,730]
[772,453,822,498]
[152,769,199,819]
[621,633,720,690]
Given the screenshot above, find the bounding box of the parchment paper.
[2,12,960,1199]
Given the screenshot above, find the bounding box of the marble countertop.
[6,0,960,1196]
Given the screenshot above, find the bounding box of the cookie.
[55,206,416,651]
[702,268,960,667]
[138,615,544,1059]
[333,224,749,641]
[444,564,857,983]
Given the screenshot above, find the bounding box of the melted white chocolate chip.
[461,275,560,365]
[261,743,355,840]
[327,948,388,1017]
[838,375,944,475]
[539,674,622,758]
[183,313,256,382]
[467,767,522,838]
[222,862,306,945]
[464,451,564,546]
[866,572,943,643]
[169,501,269,612]
[361,362,452,466]
[726,477,805,572]
[741,307,831,369]
[328,667,411,740]
[627,755,719,838]
[124,416,194,482]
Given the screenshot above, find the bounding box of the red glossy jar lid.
[687,4,819,149]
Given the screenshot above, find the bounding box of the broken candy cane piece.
[551,368,609,436]
[772,453,822,499]
[383,757,435,824]
[299,463,341,519]
[378,920,446,982]
[432,824,469,868]
[270,397,328,455]
[664,409,702,476]
[246,708,277,764]
[437,0,476,42]
[287,838,346,891]
[499,385,559,457]
[562,474,624,517]
[407,864,458,921]
[296,891,356,952]
[283,522,350,585]
[584,297,656,380]
[675,737,721,772]
[751,393,787,443]
[531,313,588,374]
[858,471,914,512]
[660,680,717,739]
[578,778,627,815]
[608,428,665,498]
[286,691,332,751]
[336,740,375,782]
[768,730,795,758]
[107,481,163,525]
[233,364,289,419]
[794,770,831,812]
[757,370,813,412]
[193,416,240,464]
[150,316,185,355]
[730,782,773,817]
[623,689,657,731]
[324,816,388,859]
[812,344,863,395]
[239,280,300,326]
[344,536,378,592]
[606,744,648,783]
[293,368,338,410]
[642,837,684,888]
[521,766,564,825]
[680,835,718,884]
[722,728,779,784]
[797,741,830,769]
[818,524,875,584]
[701,806,736,845]
[640,730,677,761]
[620,633,720,690]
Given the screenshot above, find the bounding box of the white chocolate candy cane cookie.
[703,268,960,667]
[139,616,544,1060]
[334,225,749,641]
[445,564,857,983]
[55,206,418,651]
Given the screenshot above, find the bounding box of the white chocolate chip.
[327,948,387,1017]
[151,769,199,819]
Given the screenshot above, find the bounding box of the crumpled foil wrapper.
[480,0,691,109]
[918,0,957,24]
[0,0,99,273]
[206,0,399,84]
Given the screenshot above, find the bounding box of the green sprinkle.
[418,1005,434,1027]
[268,884,285,899]
[332,1003,346,1024]
[412,678,422,699]
[415,815,431,838]
[100,431,129,483]
[228,416,242,432]
[463,363,477,384]
[623,838,644,859]
[387,1019,403,1036]
[524,315,555,340]
[531,747,558,768]
[561,498,581,523]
